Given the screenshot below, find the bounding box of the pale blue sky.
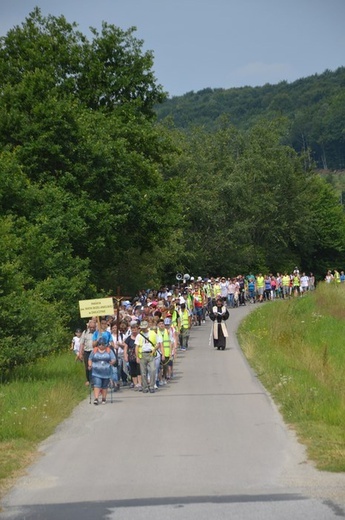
[1,0,344,97]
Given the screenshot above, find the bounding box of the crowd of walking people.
[72,268,340,404]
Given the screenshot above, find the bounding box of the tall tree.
[0,8,181,294]
[0,9,183,370]
[168,118,345,277]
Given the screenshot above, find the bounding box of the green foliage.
[0,212,70,371]
[238,284,345,471]
[0,351,87,498]
[305,177,345,272]
[0,7,165,115]
[168,117,345,277]
[156,67,345,170]
[0,7,344,373]
[0,291,67,371]
[0,8,182,371]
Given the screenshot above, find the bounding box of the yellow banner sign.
[79,297,114,318]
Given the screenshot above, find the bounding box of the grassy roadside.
[237,282,345,472]
[0,352,87,501]
[1,284,345,503]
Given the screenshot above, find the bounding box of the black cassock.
[209,304,229,350]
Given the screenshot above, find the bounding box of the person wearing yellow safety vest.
[292,273,300,297]
[179,302,192,351]
[256,273,265,303]
[203,280,213,314]
[158,317,176,384]
[203,280,211,299]
[169,303,181,332]
[281,273,291,299]
[212,279,221,300]
[135,320,163,394]
[208,278,216,300]
[186,290,194,314]
[156,319,166,385]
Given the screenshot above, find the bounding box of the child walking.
[71,328,82,362]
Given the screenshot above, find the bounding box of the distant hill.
[155,67,345,171]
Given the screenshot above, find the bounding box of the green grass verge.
[238,282,345,472]
[0,352,87,499]
[1,285,345,501]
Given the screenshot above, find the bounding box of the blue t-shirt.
[92,330,112,345]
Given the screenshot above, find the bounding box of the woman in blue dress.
[88,337,116,405]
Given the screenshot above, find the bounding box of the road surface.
[1,305,345,519]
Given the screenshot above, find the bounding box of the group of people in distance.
[209,271,316,306]
[71,268,338,404]
[71,278,234,404]
[74,301,192,405]
[324,269,345,284]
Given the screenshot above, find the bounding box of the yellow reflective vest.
[162,328,173,357]
[136,330,158,358]
[180,309,190,330]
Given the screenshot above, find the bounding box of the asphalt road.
[1,304,345,520]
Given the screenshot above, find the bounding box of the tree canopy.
[1,8,345,372]
[0,8,181,370]
[164,117,345,277]
[155,67,345,171]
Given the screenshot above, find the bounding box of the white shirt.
[135,331,162,353]
[300,275,309,288]
[220,281,229,297]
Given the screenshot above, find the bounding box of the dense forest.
[156,68,345,171]
[1,9,345,370]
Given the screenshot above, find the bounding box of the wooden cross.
[112,286,131,338]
